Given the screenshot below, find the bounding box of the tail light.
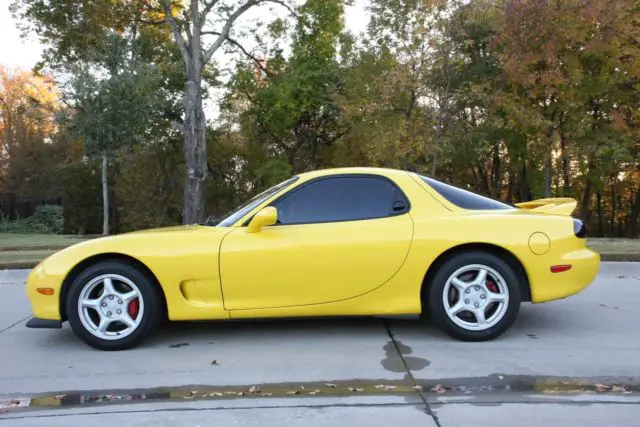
[573,218,586,238]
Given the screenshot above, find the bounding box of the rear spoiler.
[514,198,577,216]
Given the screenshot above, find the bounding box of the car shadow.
[34,304,572,351]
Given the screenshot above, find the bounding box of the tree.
[64,34,165,235]
[148,0,297,224]
[225,0,348,174]
[0,66,60,200]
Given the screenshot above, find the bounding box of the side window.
[274,176,409,225]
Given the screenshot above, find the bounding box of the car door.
[219,174,414,310]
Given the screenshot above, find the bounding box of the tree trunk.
[181,74,208,225]
[491,142,501,198]
[626,188,640,238]
[610,175,616,236]
[101,153,109,236]
[596,190,604,237]
[519,162,531,202]
[544,148,552,198]
[560,132,570,196]
[580,160,595,223]
[431,150,438,178]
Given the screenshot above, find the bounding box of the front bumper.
[26,317,63,329]
[25,262,64,321]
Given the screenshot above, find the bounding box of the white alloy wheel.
[442,264,510,331]
[77,273,144,340]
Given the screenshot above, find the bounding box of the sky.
[0,1,370,71]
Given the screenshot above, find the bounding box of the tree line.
[1,0,639,237]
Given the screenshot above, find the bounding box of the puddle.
[1,375,637,414]
[381,340,430,372]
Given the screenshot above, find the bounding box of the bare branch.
[203,0,258,63]
[263,0,297,18]
[200,0,219,27]
[202,0,295,64]
[161,0,191,64]
[202,31,271,76]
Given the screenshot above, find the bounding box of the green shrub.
[0,205,64,234]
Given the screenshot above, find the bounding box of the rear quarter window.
[419,175,515,211]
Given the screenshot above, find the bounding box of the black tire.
[425,251,521,341]
[66,260,162,350]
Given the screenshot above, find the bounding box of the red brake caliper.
[128,298,140,319]
[486,279,498,293]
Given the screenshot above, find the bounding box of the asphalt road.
[1,262,639,426]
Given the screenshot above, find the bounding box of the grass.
[0,234,638,269]
[586,238,640,262]
[0,234,89,251]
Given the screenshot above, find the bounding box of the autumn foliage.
[2,0,640,237]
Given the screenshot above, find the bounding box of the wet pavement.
[0,263,639,426]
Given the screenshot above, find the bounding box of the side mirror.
[247,206,278,233]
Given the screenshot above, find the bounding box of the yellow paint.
[26,167,600,323]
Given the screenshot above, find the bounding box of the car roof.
[295,167,408,180]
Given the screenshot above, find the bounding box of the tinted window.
[216,176,299,227]
[274,176,409,225]
[420,175,514,210]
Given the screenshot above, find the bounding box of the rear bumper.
[530,248,601,303]
[26,317,63,329]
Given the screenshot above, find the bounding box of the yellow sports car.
[25,167,600,350]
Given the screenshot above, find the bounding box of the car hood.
[40,224,231,274]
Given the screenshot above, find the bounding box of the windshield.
[213,176,299,227]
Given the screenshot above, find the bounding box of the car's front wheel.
[66,260,162,350]
[426,251,521,341]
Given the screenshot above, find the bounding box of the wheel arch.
[421,243,531,303]
[59,253,168,320]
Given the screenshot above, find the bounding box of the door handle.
[392,201,406,212]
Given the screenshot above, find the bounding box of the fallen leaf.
[286,390,300,395]
[412,385,423,391]
[498,376,504,380]
[223,391,236,396]
[431,384,450,394]
[182,396,194,400]
[612,385,627,392]
[248,386,260,394]
[299,385,305,390]
[348,387,364,392]
[374,385,397,391]
[262,392,273,396]
[308,391,319,395]
[55,394,66,399]
[210,360,220,366]
[212,392,224,397]
[595,383,611,393]
[325,383,337,388]
[599,304,607,307]
[237,392,245,396]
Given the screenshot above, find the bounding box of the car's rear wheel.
[426,251,521,341]
[66,260,162,350]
